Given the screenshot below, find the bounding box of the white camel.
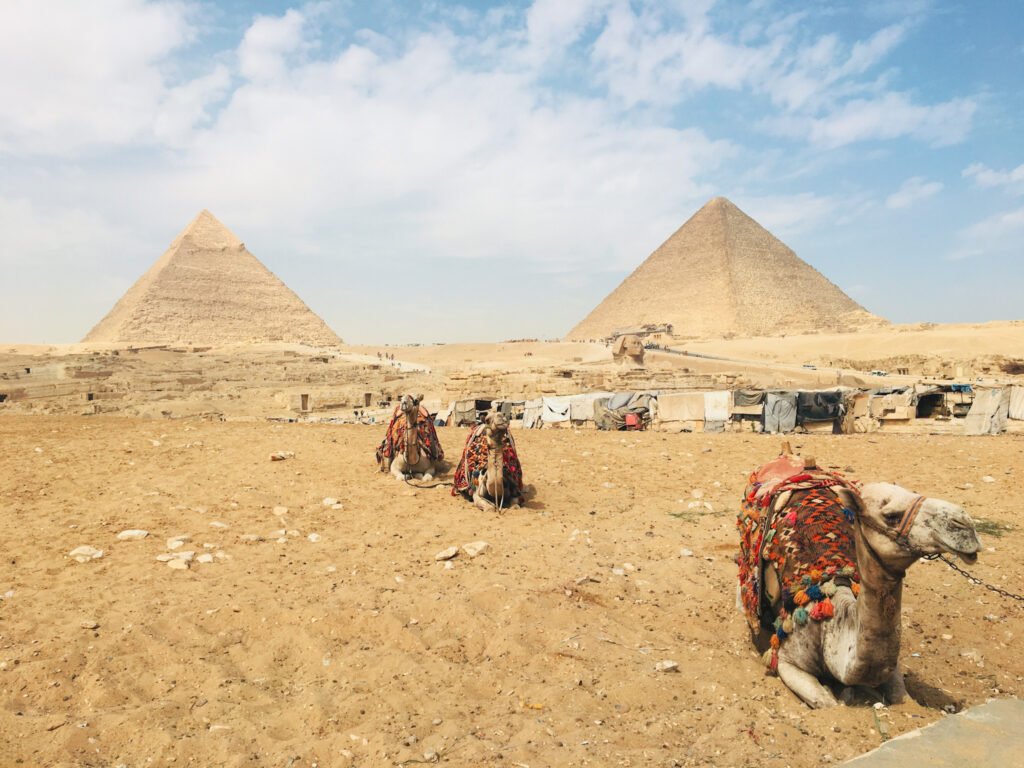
[386,394,440,481]
[740,463,980,708]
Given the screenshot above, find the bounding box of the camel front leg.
[390,457,408,480]
[879,663,909,705]
[777,661,840,709]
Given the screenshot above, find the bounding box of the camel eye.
[883,511,902,525]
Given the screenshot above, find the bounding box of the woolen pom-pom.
[794,607,809,625]
[782,617,794,634]
[793,590,810,606]
[810,598,835,621]
[806,584,824,601]
[822,580,837,597]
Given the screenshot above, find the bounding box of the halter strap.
[895,495,926,545]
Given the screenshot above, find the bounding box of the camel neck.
[844,522,906,684]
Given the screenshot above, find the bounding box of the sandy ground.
[1,417,1022,767]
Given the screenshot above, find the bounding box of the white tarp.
[704,391,732,421]
[764,392,798,434]
[569,392,613,422]
[542,396,572,423]
[964,388,1009,435]
[1010,386,1024,421]
[523,398,543,429]
[656,392,705,422]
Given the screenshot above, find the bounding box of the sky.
[1,0,1022,344]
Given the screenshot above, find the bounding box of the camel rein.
[857,494,1024,604]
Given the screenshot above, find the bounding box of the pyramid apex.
[178,209,243,249]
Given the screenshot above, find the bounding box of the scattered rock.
[680,548,694,557]
[272,506,288,516]
[654,660,680,673]
[982,475,995,483]
[69,546,103,563]
[307,533,321,543]
[209,521,229,529]
[601,482,615,489]
[269,451,294,461]
[941,633,954,641]
[155,554,175,562]
[80,620,99,630]
[957,483,974,490]
[462,541,489,558]
[167,535,190,550]
[175,551,196,562]
[443,561,455,570]
[322,497,339,506]
[612,567,626,576]
[239,534,265,543]
[435,546,459,561]
[116,529,148,541]
[167,559,189,571]
[196,553,214,564]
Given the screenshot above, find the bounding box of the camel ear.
[416,394,423,404]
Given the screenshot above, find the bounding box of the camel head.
[483,408,509,446]
[399,394,423,417]
[856,483,980,569]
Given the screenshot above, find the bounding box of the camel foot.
[777,661,840,709]
[880,666,909,705]
[423,473,433,481]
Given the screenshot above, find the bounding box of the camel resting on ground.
[451,409,525,511]
[376,394,444,481]
[737,452,980,708]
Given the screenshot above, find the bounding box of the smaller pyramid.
[566,197,883,340]
[84,211,342,345]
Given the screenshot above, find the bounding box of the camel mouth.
[957,551,978,565]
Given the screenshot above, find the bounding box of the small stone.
[422,750,437,762]
[307,533,321,543]
[239,534,265,542]
[167,535,189,550]
[196,553,214,564]
[443,561,455,570]
[175,551,196,562]
[286,529,300,537]
[691,489,704,499]
[149,439,161,447]
[601,482,615,489]
[332,503,344,510]
[622,562,636,572]
[116,530,148,541]
[69,546,103,563]
[654,660,679,673]
[209,521,229,529]
[680,548,694,557]
[80,620,99,630]
[941,633,953,641]
[269,451,294,461]
[272,506,288,516]
[612,567,626,576]
[435,546,459,561]
[981,476,995,483]
[167,559,189,570]
[155,554,175,562]
[956,483,973,490]
[322,497,338,506]
[462,541,489,558]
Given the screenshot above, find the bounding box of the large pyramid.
[84,211,342,345]
[566,197,883,340]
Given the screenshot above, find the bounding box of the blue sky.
[1,0,1021,344]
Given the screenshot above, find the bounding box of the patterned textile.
[737,461,861,672]
[451,425,524,501]
[375,405,444,469]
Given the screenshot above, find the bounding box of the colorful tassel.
[794,607,809,625]
[782,617,794,634]
[810,598,835,621]
[822,580,837,597]
[793,590,810,606]
[851,582,861,597]
[806,584,824,601]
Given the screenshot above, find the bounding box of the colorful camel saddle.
[451,425,524,499]
[737,456,862,672]
[375,405,444,469]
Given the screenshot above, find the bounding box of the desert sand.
[1,415,1021,767]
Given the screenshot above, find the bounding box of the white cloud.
[948,206,1024,261]
[766,92,976,148]
[886,176,943,209]
[238,9,310,82]
[0,0,207,154]
[963,162,1024,195]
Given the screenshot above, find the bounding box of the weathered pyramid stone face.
[84,211,342,345]
[566,197,884,340]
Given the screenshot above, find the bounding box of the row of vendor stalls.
[434,384,1024,435]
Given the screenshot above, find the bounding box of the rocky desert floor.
[1,416,1022,767]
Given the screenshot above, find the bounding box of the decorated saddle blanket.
[737,458,862,672]
[375,406,444,468]
[451,425,524,499]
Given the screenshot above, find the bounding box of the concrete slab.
[841,699,1024,767]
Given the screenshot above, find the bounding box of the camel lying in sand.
[452,409,524,511]
[737,451,980,708]
[375,394,444,481]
